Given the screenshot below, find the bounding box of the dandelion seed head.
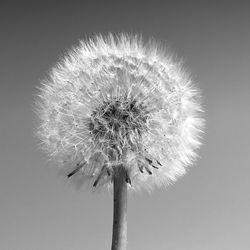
[35,33,204,192]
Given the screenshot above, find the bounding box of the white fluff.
[35,33,204,192]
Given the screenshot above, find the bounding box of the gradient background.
[1,1,250,249]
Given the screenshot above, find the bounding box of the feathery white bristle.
[35,33,204,192]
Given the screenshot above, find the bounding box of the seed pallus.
[67,163,85,178]
[125,171,132,185]
[93,165,108,187]
[144,166,152,175]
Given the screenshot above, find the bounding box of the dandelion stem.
[111,165,127,250]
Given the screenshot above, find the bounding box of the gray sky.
[1,1,250,249]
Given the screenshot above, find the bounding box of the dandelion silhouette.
[36,33,204,250]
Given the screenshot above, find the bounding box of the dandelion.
[35,33,204,250]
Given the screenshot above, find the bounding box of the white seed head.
[35,33,204,192]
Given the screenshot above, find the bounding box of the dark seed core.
[88,98,148,152]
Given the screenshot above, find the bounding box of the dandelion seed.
[67,163,83,178]
[35,33,204,250]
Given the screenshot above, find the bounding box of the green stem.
[111,165,127,250]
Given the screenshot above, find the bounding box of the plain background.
[1,1,250,249]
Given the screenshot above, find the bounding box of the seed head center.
[88,98,148,152]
